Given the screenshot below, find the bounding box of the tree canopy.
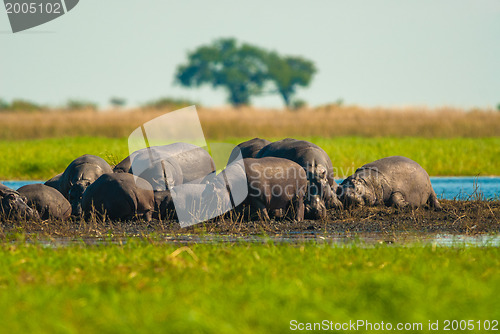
[175,38,316,107]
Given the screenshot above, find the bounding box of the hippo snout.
[8,195,39,220]
[71,202,83,217]
[340,187,364,207]
[305,195,327,219]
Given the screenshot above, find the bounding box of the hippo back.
[18,184,71,220]
[44,173,62,191]
[114,143,215,184]
[255,138,335,185]
[228,138,272,163]
[59,154,113,198]
[82,173,154,221]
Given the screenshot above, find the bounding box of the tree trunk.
[280,90,291,108]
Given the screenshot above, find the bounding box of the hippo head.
[68,180,90,216]
[304,164,331,217]
[339,176,376,207]
[0,189,38,220]
[304,195,327,219]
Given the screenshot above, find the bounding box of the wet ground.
[1,200,498,246]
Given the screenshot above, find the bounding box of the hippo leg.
[294,197,305,222]
[428,191,442,211]
[390,192,409,208]
[253,200,270,221]
[141,210,153,222]
[330,194,343,210]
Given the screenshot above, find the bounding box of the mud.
[1,200,498,240]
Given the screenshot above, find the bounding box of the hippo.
[228,138,272,163]
[154,160,247,224]
[243,157,307,222]
[0,183,38,220]
[154,190,176,220]
[17,184,71,220]
[59,154,113,216]
[81,173,155,221]
[114,142,215,185]
[44,173,62,191]
[116,147,183,192]
[339,156,442,209]
[256,138,342,218]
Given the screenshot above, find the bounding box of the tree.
[175,38,317,108]
[143,97,199,110]
[176,38,268,106]
[264,53,316,108]
[66,99,98,111]
[110,97,126,108]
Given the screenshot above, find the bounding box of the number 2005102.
[444,320,498,331]
[5,2,62,14]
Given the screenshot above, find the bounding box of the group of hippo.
[0,138,441,223]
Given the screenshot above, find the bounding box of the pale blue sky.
[1,0,499,109]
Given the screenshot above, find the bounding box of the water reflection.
[23,232,500,248]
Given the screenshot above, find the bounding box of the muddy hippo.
[115,147,183,192]
[155,160,247,224]
[0,183,38,220]
[59,155,113,216]
[154,190,176,220]
[228,138,272,163]
[243,157,307,222]
[17,184,71,220]
[339,156,442,209]
[114,142,215,185]
[256,138,342,218]
[81,173,155,221]
[44,173,62,191]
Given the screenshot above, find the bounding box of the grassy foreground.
[0,241,498,333]
[0,136,498,180]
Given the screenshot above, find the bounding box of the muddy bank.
[1,200,499,239]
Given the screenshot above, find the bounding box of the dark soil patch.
[1,200,499,240]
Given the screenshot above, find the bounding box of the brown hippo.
[0,183,38,220]
[339,156,442,209]
[256,138,342,218]
[81,173,155,221]
[114,142,215,185]
[44,173,62,191]
[59,155,113,216]
[18,184,71,220]
[243,157,307,222]
[155,160,247,224]
[228,138,272,163]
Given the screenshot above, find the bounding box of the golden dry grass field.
[0,105,499,140]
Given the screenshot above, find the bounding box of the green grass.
[0,241,498,333]
[0,137,499,180]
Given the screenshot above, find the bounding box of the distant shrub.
[497,103,500,112]
[66,99,98,111]
[110,97,126,108]
[143,97,199,110]
[0,98,9,111]
[290,99,307,110]
[8,99,44,112]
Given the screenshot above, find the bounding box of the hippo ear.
[316,165,327,178]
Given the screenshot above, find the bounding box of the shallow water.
[3,177,499,200]
[25,232,500,248]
